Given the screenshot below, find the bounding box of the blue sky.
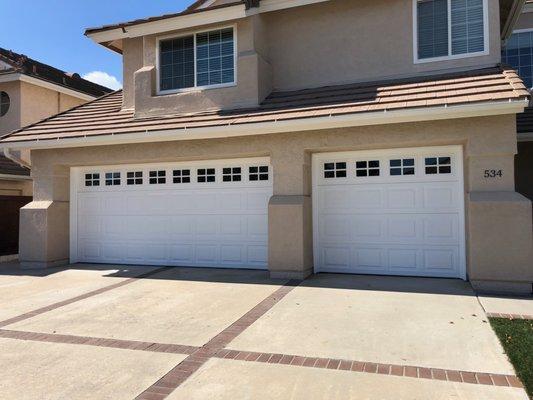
[0,0,193,89]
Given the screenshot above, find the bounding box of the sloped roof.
[0,156,29,177]
[0,65,528,145]
[0,48,113,98]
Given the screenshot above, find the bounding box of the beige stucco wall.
[0,81,22,136]
[19,81,86,128]
[264,0,501,91]
[22,114,532,291]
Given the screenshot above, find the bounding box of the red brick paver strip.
[0,267,170,328]
[135,280,302,400]
[486,313,533,321]
[0,329,199,355]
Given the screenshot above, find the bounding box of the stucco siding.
[0,80,22,136]
[514,11,533,30]
[264,0,501,91]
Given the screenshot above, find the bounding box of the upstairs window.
[415,0,486,62]
[159,27,235,92]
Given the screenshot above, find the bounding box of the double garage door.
[72,147,465,278]
[72,158,272,269]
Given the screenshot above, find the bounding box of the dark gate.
[0,195,32,256]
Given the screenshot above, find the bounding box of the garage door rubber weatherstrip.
[0,266,171,328]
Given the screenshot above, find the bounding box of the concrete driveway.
[0,262,528,400]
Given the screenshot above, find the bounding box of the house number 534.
[484,170,503,178]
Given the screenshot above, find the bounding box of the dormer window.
[414,0,487,62]
[158,27,235,93]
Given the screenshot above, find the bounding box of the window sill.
[156,82,237,97]
[414,50,489,64]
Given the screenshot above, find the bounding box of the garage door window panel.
[149,170,166,184]
[173,169,191,184]
[356,160,380,177]
[249,166,269,181]
[127,171,143,185]
[425,157,452,174]
[105,172,121,186]
[390,158,415,176]
[198,168,216,183]
[223,167,242,182]
[85,173,100,187]
[324,162,347,179]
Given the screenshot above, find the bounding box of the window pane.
[502,31,533,89]
[159,36,195,91]
[451,0,484,55]
[196,28,234,86]
[417,0,449,59]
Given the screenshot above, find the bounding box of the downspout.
[502,0,526,44]
[3,148,31,169]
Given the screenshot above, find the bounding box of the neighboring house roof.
[0,156,30,177]
[0,48,113,98]
[0,65,528,146]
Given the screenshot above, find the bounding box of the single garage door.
[71,158,272,269]
[313,146,466,279]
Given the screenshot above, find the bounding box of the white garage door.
[71,158,272,269]
[313,146,466,279]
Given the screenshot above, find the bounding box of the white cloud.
[82,71,122,91]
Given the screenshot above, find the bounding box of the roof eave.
[85,3,247,46]
[0,99,528,150]
[502,0,527,42]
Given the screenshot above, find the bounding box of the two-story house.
[0,47,112,258]
[1,0,531,294]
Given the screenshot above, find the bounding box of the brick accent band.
[486,313,533,321]
[213,349,524,388]
[0,329,199,355]
[0,267,170,328]
[134,280,302,400]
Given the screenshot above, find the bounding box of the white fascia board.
[249,0,330,13]
[0,73,96,101]
[0,173,31,181]
[0,100,528,150]
[87,5,247,43]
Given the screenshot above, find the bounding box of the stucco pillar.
[19,163,70,269]
[465,141,533,294]
[268,151,314,279]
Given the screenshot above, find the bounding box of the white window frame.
[156,24,238,95]
[412,0,490,64]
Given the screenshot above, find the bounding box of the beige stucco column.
[465,125,533,294]
[19,159,70,269]
[268,150,314,279]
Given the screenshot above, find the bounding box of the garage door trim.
[312,146,466,280]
